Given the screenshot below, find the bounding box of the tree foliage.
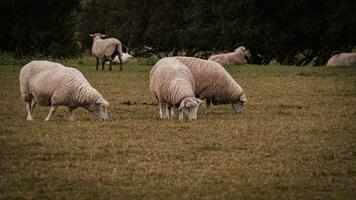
[0,0,355,65]
[0,0,80,57]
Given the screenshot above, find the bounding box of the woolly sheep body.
[19,61,109,121]
[90,33,124,71]
[327,53,356,67]
[149,57,203,120]
[208,46,249,66]
[175,56,246,114]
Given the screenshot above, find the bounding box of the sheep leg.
[45,105,58,122]
[165,104,171,119]
[206,99,212,114]
[68,107,75,121]
[171,107,175,117]
[119,56,123,71]
[159,102,166,118]
[109,59,112,71]
[102,60,105,71]
[159,103,163,118]
[25,100,33,121]
[166,106,172,119]
[162,103,168,119]
[179,110,184,120]
[96,58,99,71]
[30,100,37,115]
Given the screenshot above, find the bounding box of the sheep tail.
[115,43,124,70]
[116,43,123,58]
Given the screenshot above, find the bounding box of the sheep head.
[232,94,247,114]
[235,46,251,61]
[95,98,109,121]
[235,46,246,52]
[179,97,204,120]
[86,98,109,121]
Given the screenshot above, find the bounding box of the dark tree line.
[0,0,355,65]
[0,0,80,57]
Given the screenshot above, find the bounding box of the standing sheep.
[208,46,250,66]
[326,52,356,67]
[90,33,123,71]
[149,57,204,120]
[19,61,109,121]
[176,57,246,114]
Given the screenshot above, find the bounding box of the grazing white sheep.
[89,33,123,71]
[149,57,204,120]
[106,53,133,64]
[176,57,246,114]
[19,61,109,121]
[326,52,356,67]
[208,46,250,66]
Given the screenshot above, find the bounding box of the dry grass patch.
[0,63,355,199]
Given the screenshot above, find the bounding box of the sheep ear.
[195,98,204,104]
[179,100,185,110]
[239,94,247,102]
[89,34,94,37]
[101,34,107,38]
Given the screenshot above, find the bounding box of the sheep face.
[232,94,247,114]
[94,99,109,121]
[86,98,109,121]
[179,97,204,120]
[244,49,251,60]
[236,46,251,60]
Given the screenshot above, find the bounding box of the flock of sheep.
[19,33,356,121]
[149,57,246,120]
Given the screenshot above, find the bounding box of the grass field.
[0,60,355,199]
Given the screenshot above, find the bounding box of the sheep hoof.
[26,116,33,121]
